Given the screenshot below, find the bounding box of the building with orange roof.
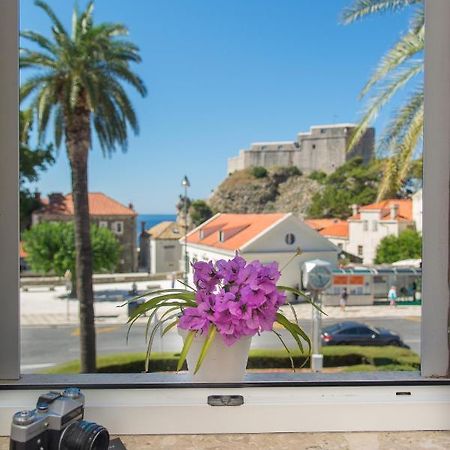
[32,192,137,272]
[182,213,338,290]
[305,219,350,253]
[139,221,182,274]
[347,198,416,264]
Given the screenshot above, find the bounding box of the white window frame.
[112,221,123,235]
[1,0,449,435]
[98,220,108,229]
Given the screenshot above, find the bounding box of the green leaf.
[272,330,295,372]
[276,313,304,355]
[177,330,196,372]
[176,279,197,291]
[118,288,193,307]
[277,285,328,316]
[145,312,179,372]
[162,319,179,337]
[194,326,217,375]
[126,295,195,323]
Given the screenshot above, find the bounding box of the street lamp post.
[181,175,190,284]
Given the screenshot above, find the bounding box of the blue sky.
[21,0,416,213]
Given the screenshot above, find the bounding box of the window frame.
[1,0,449,435]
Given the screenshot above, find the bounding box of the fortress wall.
[227,125,375,175]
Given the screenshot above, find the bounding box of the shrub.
[251,166,268,178]
[43,346,420,374]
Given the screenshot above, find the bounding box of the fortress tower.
[227,124,375,175]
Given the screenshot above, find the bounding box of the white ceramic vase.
[179,330,252,382]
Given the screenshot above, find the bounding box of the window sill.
[1,371,449,389]
[1,372,449,435]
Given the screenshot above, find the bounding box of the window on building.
[312,144,316,149]
[363,221,368,231]
[112,221,123,235]
[99,221,108,228]
[357,245,363,257]
[337,243,343,250]
[285,233,295,245]
[372,221,378,232]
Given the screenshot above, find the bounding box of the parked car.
[321,321,408,347]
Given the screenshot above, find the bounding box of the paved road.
[21,316,420,373]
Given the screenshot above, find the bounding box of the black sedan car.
[321,321,408,347]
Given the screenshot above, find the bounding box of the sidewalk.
[20,280,421,326]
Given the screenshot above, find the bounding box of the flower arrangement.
[126,252,321,374]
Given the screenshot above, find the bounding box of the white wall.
[347,211,410,264]
[150,239,181,274]
[413,189,423,233]
[243,214,338,255]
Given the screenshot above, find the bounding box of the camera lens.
[59,420,109,450]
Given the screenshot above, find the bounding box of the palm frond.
[341,0,422,24]
[379,86,423,154]
[377,103,423,199]
[35,0,69,37]
[348,62,423,151]
[359,26,423,98]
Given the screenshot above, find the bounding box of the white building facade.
[346,199,415,265]
[182,213,338,290]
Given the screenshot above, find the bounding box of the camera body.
[10,388,109,450]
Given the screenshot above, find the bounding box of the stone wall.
[227,124,375,175]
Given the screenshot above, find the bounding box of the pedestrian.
[388,285,397,307]
[411,280,417,302]
[340,287,348,311]
[64,269,72,293]
[171,271,176,289]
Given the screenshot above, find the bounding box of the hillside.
[208,167,322,217]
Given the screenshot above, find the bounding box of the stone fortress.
[227,124,375,175]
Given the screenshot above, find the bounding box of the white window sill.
[1,372,449,435]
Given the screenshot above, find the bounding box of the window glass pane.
[19,0,422,379]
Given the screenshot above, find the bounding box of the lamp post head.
[181,175,190,188]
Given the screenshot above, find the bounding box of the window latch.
[207,395,244,406]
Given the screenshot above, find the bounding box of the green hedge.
[43,346,420,374]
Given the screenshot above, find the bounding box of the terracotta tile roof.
[304,218,343,232]
[320,222,349,238]
[20,241,27,259]
[147,221,182,240]
[186,213,287,251]
[350,199,413,221]
[305,219,349,239]
[37,192,136,217]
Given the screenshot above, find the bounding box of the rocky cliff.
[208,167,321,217]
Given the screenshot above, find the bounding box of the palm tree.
[20,0,147,372]
[342,0,424,199]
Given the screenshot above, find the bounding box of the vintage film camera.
[10,387,109,450]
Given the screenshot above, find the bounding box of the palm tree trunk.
[66,100,96,373]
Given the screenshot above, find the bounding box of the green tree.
[23,222,120,297]
[20,1,146,372]
[189,200,214,227]
[307,157,383,219]
[19,109,54,231]
[375,228,422,264]
[342,0,424,199]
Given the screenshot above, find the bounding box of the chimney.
[48,192,65,205]
[390,203,399,220]
[128,202,134,210]
[351,204,359,216]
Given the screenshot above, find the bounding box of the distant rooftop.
[147,221,181,240]
[36,192,136,217]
